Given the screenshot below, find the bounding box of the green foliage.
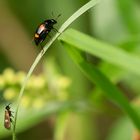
[0,63,70,139]
[59,32,140,130]
[12,1,99,139]
[59,29,140,76]
[0,0,140,140]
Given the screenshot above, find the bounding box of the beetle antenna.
[51,11,54,17]
[7,102,12,107]
[55,14,61,20]
[51,11,61,20]
[8,102,11,106]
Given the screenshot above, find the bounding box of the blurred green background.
[0,0,140,140]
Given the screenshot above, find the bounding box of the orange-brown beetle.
[4,104,14,129]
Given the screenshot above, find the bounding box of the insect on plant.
[34,14,61,50]
[4,103,14,130]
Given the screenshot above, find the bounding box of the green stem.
[12,0,99,139]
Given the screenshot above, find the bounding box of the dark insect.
[4,104,14,130]
[34,14,61,47]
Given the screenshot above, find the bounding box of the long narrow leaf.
[59,29,140,76]
[60,41,140,130]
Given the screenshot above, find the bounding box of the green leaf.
[60,41,140,130]
[0,101,89,139]
[0,102,66,139]
[107,117,133,140]
[59,29,140,76]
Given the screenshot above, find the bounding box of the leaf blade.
[59,29,140,76]
[60,41,140,130]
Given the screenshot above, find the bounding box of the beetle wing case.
[4,110,11,129]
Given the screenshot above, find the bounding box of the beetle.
[4,104,14,130]
[34,14,61,48]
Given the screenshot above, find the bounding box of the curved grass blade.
[60,41,140,130]
[13,0,99,139]
[59,29,140,76]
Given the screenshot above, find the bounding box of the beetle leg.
[39,44,44,54]
[48,34,51,38]
[11,110,14,113]
[10,118,15,126]
[53,28,60,33]
[41,49,44,54]
[10,118,13,123]
[11,114,14,118]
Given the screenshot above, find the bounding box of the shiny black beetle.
[34,14,61,46]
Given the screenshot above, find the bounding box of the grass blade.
[13,1,99,139]
[61,42,140,130]
[59,29,140,76]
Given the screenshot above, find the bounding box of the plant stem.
[12,0,99,139]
